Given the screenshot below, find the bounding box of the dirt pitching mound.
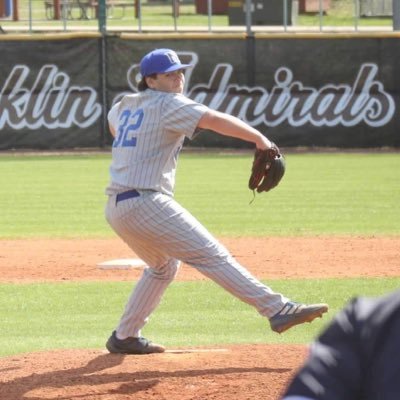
[0,345,307,400]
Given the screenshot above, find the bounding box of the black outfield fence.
[0,32,399,149]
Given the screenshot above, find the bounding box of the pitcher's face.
[147,70,185,94]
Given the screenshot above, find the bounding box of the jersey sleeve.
[282,292,400,400]
[282,300,364,400]
[162,93,208,139]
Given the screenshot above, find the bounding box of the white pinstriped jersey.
[106,89,209,196]
[105,86,289,342]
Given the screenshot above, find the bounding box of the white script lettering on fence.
[0,65,101,130]
[0,59,395,130]
[186,62,395,128]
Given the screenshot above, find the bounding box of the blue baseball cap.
[140,48,192,77]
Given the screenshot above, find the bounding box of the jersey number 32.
[113,108,144,148]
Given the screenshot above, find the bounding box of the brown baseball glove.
[248,143,286,193]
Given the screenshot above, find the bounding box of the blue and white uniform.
[105,88,288,340]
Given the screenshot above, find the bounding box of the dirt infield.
[1,236,399,399]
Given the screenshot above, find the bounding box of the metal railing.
[0,0,399,33]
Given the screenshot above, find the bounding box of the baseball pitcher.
[104,48,328,354]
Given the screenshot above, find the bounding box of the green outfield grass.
[0,151,399,357]
[0,152,399,238]
[1,277,399,357]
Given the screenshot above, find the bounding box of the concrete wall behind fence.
[0,32,399,150]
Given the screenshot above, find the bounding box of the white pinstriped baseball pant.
[105,190,288,339]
